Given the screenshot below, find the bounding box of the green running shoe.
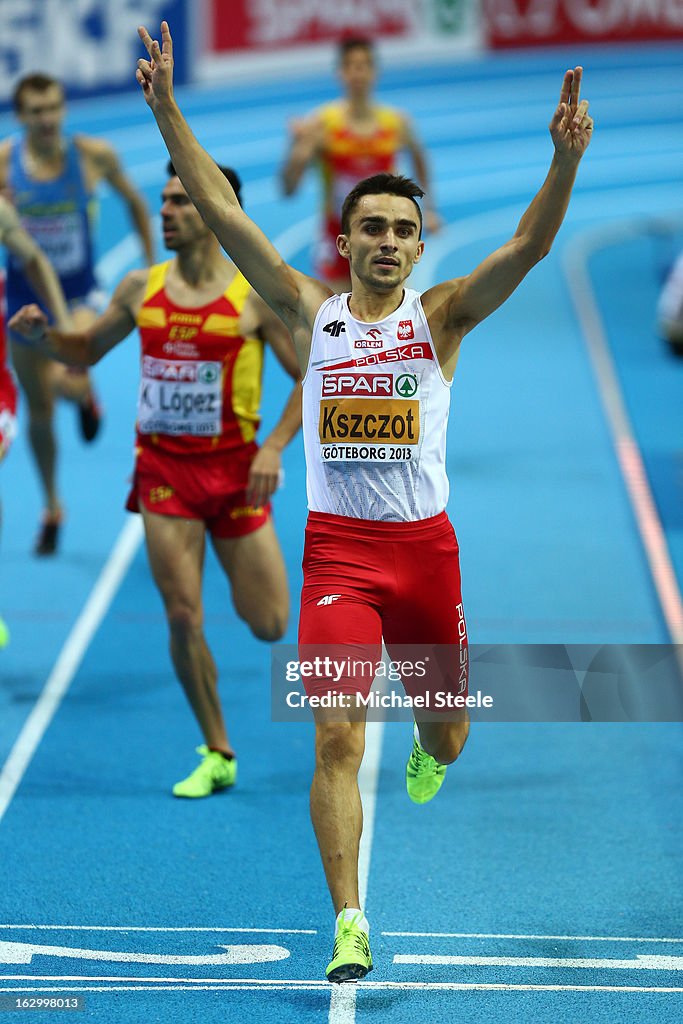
[172,745,237,798]
[0,616,9,649]
[326,910,373,983]
[406,734,446,804]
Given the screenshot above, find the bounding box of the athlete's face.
[160,177,211,250]
[338,194,424,291]
[339,47,376,101]
[18,85,65,147]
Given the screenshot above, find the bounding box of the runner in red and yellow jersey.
[9,164,302,794]
[282,36,441,291]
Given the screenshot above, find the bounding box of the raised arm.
[8,271,143,366]
[136,22,328,345]
[0,197,70,328]
[423,67,593,373]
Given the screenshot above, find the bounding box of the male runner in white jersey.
[136,21,594,982]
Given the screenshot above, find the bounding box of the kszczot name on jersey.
[318,397,419,461]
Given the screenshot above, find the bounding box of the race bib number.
[318,397,419,462]
[23,211,86,277]
[138,358,223,437]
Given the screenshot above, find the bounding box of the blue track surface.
[0,42,682,1023]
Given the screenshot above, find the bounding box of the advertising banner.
[0,0,188,109]
[484,0,683,49]
[208,0,423,53]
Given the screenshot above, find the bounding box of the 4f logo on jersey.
[323,320,346,338]
[397,320,414,341]
[317,594,342,606]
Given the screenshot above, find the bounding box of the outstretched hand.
[137,21,174,110]
[8,304,48,345]
[549,67,593,161]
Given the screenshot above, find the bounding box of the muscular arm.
[80,137,155,265]
[401,116,441,233]
[137,22,328,359]
[423,68,593,376]
[281,115,323,196]
[247,298,303,505]
[9,271,144,366]
[0,197,70,327]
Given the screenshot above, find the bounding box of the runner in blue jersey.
[0,73,155,554]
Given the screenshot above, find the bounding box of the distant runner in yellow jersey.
[281,36,442,292]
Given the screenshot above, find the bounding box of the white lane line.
[394,954,683,970]
[0,926,315,934]
[0,939,290,966]
[2,982,682,993]
[564,221,683,646]
[95,229,150,283]
[0,517,143,826]
[383,932,683,942]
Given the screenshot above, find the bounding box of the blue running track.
[0,41,682,1024]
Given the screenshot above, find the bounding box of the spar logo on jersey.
[142,356,199,381]
[395,373,418,398]
[317,342,433,372]
[322,373,393,397]
[198,363,220,384]
[397,320,414,341]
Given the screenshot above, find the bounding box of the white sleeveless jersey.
[302,289,452,521]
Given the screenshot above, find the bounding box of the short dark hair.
[166,160,243,208]
[338,35,374,63]
[340,172,424,236]
[13,73,63,113]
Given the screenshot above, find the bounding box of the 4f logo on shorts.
[317,594,342,606]
[323,320,346,338]
[397,320,414,341]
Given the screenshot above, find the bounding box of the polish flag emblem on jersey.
[397,320,414,341]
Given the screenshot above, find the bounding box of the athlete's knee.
[239,598,288,642]
[419,716,469,765]
[165,599,203,642]
[315,720,365,773]
[26,395,54,422]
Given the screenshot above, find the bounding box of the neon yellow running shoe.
[172,745,237,798]
[406,734,446,804]
[326,910,373,983]
[0,616,9,649]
